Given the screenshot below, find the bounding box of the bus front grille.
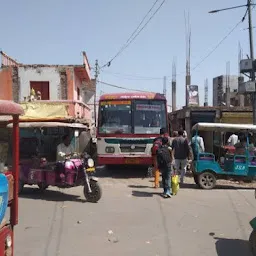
[120,144,146,153]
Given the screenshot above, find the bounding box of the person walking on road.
[156,137,173,198]
[151,128,171,188]
[171,130,190,184]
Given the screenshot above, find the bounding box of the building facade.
[212,75,250,107]
[0,51,95,110]
[212,75,238,106]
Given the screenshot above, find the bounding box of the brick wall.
[12,66,20,102]
[0,67,13,100]
[59,69,67,100]
[66,68,74,100]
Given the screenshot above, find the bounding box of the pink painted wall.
[67,101,91,120]
[74,71,82,102]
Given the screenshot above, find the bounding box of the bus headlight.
[87,158,94,168]
[5,235,12,248]
[105,147,115,153]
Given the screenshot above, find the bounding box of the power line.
[190,13,247,73]
[191,20,243,72]
[101,70,166,80]
[101,0,166,68]
[120,0,160,48]
[98,8,243,80]
[102,18,242,79]
[98,80,155,93]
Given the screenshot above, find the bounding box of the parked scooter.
[19,152,102,203]
[249,189,256,255]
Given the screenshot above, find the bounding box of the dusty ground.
[14,167,256,256]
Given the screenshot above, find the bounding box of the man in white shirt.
[56,135,75,161]
[191,131,205,157]
[227,133,239,146]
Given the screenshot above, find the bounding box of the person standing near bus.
[151,128,170,188]
[156,137,172,198]
[171,130,190,184]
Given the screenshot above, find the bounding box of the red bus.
[97,92,168,167]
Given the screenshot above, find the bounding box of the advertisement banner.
[187,85,199,106]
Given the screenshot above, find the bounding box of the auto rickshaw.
[7,121,102,202]
[0,100,24,255]
[192,122,256,189]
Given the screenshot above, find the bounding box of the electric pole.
[94,60,99,127]
[248,0,256,123]
[204,78,208,107]
[184,11,191,107]
[209,0,256,123]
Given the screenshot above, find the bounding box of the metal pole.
[94,60,99,126]
[12,115,19,226]
[248,0,256,124]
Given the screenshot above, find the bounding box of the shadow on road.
[128,185,152,189]
[212,236,252,256]
[19,187,86,203]
[96,165,149,179]
[180,182,255,190]
[131,190,162,198]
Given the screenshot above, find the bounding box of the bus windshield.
[98,99,167,135]
[134,100,167,134]
[98,100,132,134]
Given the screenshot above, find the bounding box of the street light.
[209,4,248,14]
[209,1,256,124]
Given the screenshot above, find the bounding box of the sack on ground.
[171,175,179,195]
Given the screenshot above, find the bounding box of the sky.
[0,0,255,108]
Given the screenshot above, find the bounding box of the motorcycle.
[249,189,256,255]
[19,152,102,203]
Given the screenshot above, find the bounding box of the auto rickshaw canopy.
[192,122,256,133]
[0,100,24,116]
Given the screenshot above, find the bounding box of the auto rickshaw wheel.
[38,182,48,192]
[198,171,216,189]
[83,180,102,203]
[249,230,256,255]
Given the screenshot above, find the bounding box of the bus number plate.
[125,158,140,164]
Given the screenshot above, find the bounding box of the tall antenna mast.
[238,41,243,76]
[226,61,231,107]
[185,10,191,106]
[172,57,177,111]
[163,76,167,97]
[204,78,208,106]
[226,61,230,89]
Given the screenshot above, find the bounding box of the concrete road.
[14,169,256,256]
